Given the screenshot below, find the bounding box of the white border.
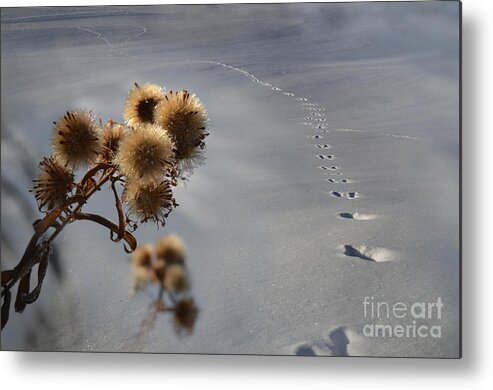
[2,0,492,389]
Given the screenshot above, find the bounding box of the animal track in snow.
[302,122,329,130]
[327,178,352,183]
[304,117,326,122]
[293,326,351,357]
[315,154,334,160]
[342,244,394,262]
[205,61,346,202]
[338,212,377,220]
[329,191,359,199]
[76,25,147,57]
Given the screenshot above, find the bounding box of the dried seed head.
[123,179,175,225]
[100,119,127,162]
[31,157,74,211]
[52,110,103,170]
[173,298,198,334]
[155,234,186,265]
[131,244,154,288]
[164,264,189,294]
[131,244,153,269]
[115,123,175,184]
[124,83,164,127]
[154,90,208,160]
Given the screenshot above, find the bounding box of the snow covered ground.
[1,2,460,357]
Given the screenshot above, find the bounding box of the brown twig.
[0,164,137,328]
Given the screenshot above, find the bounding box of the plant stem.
[46,167,115,245]
[1,166,117,300]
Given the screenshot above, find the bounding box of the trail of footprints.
[62,36,386,263]
[201,61,398,353]
[206,60,391,267]
[292,82,391,264]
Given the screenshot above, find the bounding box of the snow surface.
[0,2,460,357]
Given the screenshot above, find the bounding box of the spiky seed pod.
[131,244,153,269]
[173,298,198,334]
[115,123,175,184]
[164,264,189,294]
[122,179,175,225]
[155,235,186,265]
[52,110,103,170]
[154,90,208,160]
[131,244,154,289]
[100,119,127,162]
[31,157,74,211]
[124,83,164,127]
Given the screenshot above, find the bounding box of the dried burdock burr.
[124,82,164,127]
[52,110,103,169]
[115,123,175,185]
[155,90,208,160]
[164,264,189,294]
[131,244,154,292]
[155,234,186,265]
[123,179,176,226]
[100,119,127,162]
[1,82,207,334]
[31,157,74,211]
[173,298,198,334]
[129,234,197,341]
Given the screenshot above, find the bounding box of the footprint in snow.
[293,326,351,357]
[304,117,326,122]
[327,178,352,183]
[329,191,359,199]
[315,154,335,160]
[338,212,377,220]
[342,244,394,262]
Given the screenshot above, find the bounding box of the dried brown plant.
[1,83,208,330]
[127,235,198,349]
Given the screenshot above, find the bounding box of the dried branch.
[73,212,137,253]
